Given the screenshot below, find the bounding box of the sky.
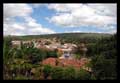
[4,3,117,36]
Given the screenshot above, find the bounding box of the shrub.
[43,65,52,79]
[62,67,76,80]
[51,66,64,80]
[75,68,91,80]
[14,75,30,80]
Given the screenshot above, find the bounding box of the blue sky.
[4,4,117,36]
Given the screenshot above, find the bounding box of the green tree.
[88,34,117,80]
[43,65,52,79]
[51,66,64,80]
[75,68,91,80]
[91,55,117,80]
[62,67,76,80]
[3,36,12,63]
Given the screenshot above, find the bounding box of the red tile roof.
[42,58,56,66]
[42,57,89,69]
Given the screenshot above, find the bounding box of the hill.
[5,33,113,44]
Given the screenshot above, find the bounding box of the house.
[58,43,77,59]
[11,40,21,48]
[58,45,76,59]
[59,48,72,59]
[22,41,32,44]
[12,39,78,60]
[48,43,61,49]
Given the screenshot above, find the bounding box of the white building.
[12,41,21,45]
[11,40,21,48]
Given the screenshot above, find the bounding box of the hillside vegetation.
[3,33,117,80]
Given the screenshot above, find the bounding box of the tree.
[51,66,64,80]
[43,65,52,79]
[75,68,91,80]
[62,67,76,80]
[88,34,117,80]
[3,36,12,63]
[91,55,117,80]
[46,50,57,58]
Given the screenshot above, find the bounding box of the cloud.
[25,17,55,34]
[4,4,55,36]
[4,21,27,36]
[65,30,96,33]
[104,26,117,34]
[48,4,83,12]
[87,4,117,16]
[4,16,55,36]
[64,30,82,33]
[4,4,32,18]
[12,23,25,30]
[47,4,117,30]
[30,4,46,8]
[3,4,117,35]
[29,27,55,34]
[65,30,116,34]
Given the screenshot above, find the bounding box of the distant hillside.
[5,33,113,44]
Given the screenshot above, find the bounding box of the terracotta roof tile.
[42,57,89,69]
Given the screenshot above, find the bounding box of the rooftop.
[42,57,89,69]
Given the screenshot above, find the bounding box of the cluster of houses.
[11,38,91,71]
[11,38,79,59]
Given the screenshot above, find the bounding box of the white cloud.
[47,4,117,30]
[4,22,26,35]
[24,16,37,23]
[11,32,26,36]
[105,26,117,34]
[30,27,55,34]
[12,23,25,30]
[109,29,116,34]
[48,4,83,12]
[4,16,55,36]
[65,30,82,33]
[72,30,82,33]
[87,4,117,16]
[3,4,117,35]
[65,30,95,33]
[30,4,46,8]
[4,4,32,18]
[24,16,55,34]
[4,4,55,36]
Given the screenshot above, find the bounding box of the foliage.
[3,36,12,63]
[74,54,81,60]
[10,33,111,44]
[91,55,117,80]
[62,67,76,80]
[46,50,58,58]
[43,65,52,79]
[14,75,31,80]
[75,68,91,80]
[3,33,116,80]
[91,34,117,80]
[51,66,64,80]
